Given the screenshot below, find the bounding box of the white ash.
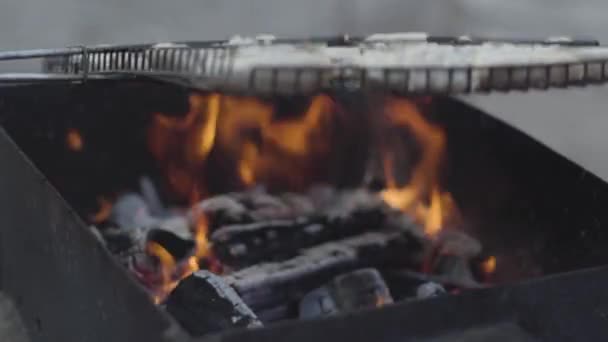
[416,282,447,299]
[210,219,309,243]
[192,271,262,328]
[224,231,401,292]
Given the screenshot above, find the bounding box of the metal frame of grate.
[0,35,606,94]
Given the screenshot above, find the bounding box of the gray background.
[2,0,608,179]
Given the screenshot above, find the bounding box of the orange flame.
[90,197,112,223]
[144,210,213,303]
[66,128,83,151]
[216,93,335,188]
[481,255,497,276]
[148,93,221,199]
[144,92,457,301]
[379,97,455,237]
[149,92,336,197]
[144,92,338,301]
[145,241,179,303]
[143,184,214,303]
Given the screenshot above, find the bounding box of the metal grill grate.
[1,34,607,95]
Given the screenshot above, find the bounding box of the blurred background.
[1,0,608,179]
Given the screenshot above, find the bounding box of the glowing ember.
[481,255,497,276]
[90,197,112,224]
[66,128,83,151]
[145,241,179,303]
[379,97,456,237]
[191,207,211,260]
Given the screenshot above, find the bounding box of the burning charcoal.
[329,268,393,309]
[324,189,387,228]
[191,195,250,227]
[416,282,446,299]
[430,230,483,287]
[324,189,423,238]
[211,218,325,267]
[299,268,393,319]
[224,230,424,314]
[166,271,262,337]
[98,226,136,254]
[210,188,423,268]
[153,216,192,241]
[147,229,195,261]
[110,192,194,245]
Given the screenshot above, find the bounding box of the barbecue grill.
[2,34,608,342]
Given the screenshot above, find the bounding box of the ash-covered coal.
[166,271,262,337]
[299,268,394,320]
[91,181,484,335]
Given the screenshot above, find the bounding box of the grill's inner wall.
[1,81,608,283]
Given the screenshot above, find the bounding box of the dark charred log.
[429,230,483,287]
[224,230,424,314]
[209,188,421,268]
[166,271,262,337]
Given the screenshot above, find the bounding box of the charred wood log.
[211,219,324,268]
[166,271,262,337]
[429,230,483,288]
[189,188,317,228]
[210,188,421,268]
[223,230,424,313]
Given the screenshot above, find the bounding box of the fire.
[148,94,221,199]
[144,92,457,302]
[379,97,455,237]
[214,93,335,189]
[90,197,112,223]
[144,92,337,301]
[149,92,336,197]
[481,256,497,275]
[66,128,83,151]
[144,209,213,303]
